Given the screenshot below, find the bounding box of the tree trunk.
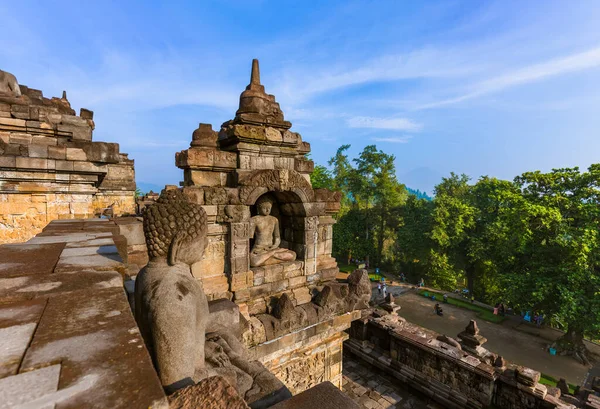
[466,265,474,298]
[555,327,590,365]
[377,210,385,266]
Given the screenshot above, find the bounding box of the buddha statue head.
[255,194,274,216]
[143,189,208,266]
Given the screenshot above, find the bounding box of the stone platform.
[0,219,167,408]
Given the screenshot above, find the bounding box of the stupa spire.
[251,59,261,85]
[233,59,291,130]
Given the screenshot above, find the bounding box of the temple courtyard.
[373,284,598,385]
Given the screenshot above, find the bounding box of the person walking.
[382,283,387,298]
[377,282,382,295]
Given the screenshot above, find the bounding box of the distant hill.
[406,187,432,201]
[400,167,442,197]
[137,182,164,195]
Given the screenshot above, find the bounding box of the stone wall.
[346,311,576,409]
[0,79,135,244]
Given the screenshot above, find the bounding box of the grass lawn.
[417,290,506,324]
[338,263,356,273]
[539,373,576,395]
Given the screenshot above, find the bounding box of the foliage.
[310,164,335,190]
[498,166,600,351]
[327,145,407,266]
[135,187,144,198]
[320,143,600,355]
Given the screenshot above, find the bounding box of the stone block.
[230,271,252,291]
[116,219,145,246]
[0,364,60,407]
[265,127,283,143]
[10,133,33,145]
[288,275,307,289]
[201,274,229,295]
[250,283,273,299]
[168,375,249,409]
[292,287,312,305]
[0,117,26,129]
[73,161,107,173]
[11,104,30,119]
[233,288,250,303]
[250,156,274,170]
[253,268,265,286]
[19,287,167,408]
[231,124,266,141]
[282,130,300,145]
[204,187,228,205]
[190,170,225,187]
[213,151,237,169]
[247,298,267,315]
[55,160,74,171]
[273,157,294,170]
[31,135,58,146]
[57,123,92,141]
[264,264,285,283]
[48,145,66,160]
[182,186,204,204]
[28,144,48,158]
[75,141,120,163]
[66,147,87,161]
[15,157,47,170]
[0,156,16,168]
[295,158,314,173]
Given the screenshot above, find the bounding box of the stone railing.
[346,311,578,409]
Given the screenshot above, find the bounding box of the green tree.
[394,195,435,281]
[498,166,600,362]
[310,165,334,190]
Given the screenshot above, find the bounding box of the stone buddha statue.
[135,189,210,393]
[135,190,291,406]
[249,196,296,267]
[0,69,22,96]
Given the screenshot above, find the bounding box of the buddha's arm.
[272,218,281,248]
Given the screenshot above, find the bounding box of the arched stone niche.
[229,188,318,276]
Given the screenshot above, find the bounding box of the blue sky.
[2,1,600,194]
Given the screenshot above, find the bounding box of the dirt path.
[388,289,590,384]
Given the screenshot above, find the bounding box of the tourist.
[443,294,448,303]
[499,303,505,316]
[377,282,382,294]
[536,314,544,327]
[419,278,425,288]
[382,283,387,298]
[434,303,443,316]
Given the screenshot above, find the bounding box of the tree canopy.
[317,144,600,359]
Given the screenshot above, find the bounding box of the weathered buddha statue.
[249,196,296,267]
[0,69,22,96]
[135,189,210,393]
[135,190,291,407]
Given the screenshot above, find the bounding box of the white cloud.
[347,116,422,131]
[417,46,600,109]
[371,136,413,144]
